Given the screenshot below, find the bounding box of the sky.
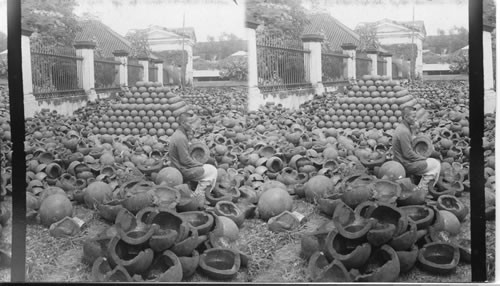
[0,0,478,38]
[0,0,246,42]
[303,0,469,36]
[73,0,246,42]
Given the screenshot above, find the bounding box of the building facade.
[357,19,426,79]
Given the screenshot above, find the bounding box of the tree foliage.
[354,24,380,52]
[449,53,468,73]
[21,0,81,47]
[246,0,309,41]
[0,57,6,78]
[0,31,6,78]
[247,0,310,86]
[381,43,418,61]
[423,52,452,64]
[484,0,496,27]
[125,28,153,58]
[155,50,188,67]
[194,33,246,61]
[218,55,247,81]
[193,58,219,70]
[423,26,468,54]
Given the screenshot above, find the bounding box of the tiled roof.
[75,20,132,58]
[303,13,360,52]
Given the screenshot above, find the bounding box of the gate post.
[153,59,164,85]
[246,20,262,111]
[396,57,403,78]
[21,27,37,118]
[138,56,150,82]
[366,49,378,76]
[382,52,392,79]
[113,50,129,87]
[406,58,412,79]
[302,33,324,95]
[341,43,357,80]
[484,23,496,113]
[74,40,97,101]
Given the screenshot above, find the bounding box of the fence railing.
[321,52,349,84]
[377,58,386,77]
[356,56,372,78]
[257,35,311,91]
[149,66,158,82]
[127,59,144,86]
[30,41,85,99]
[94,58,121,91]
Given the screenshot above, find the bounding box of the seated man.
[168,112,217,206]
[392,106,441,192]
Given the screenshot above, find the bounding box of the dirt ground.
[24,190,483,283]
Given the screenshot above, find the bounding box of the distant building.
[140,25,197,85]
[422,63,455,75]
[356,19,426,78]
[193,70,225,82]
[230,51,247,57]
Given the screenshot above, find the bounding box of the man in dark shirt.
[392,106,441,192]
[169,113,217,207]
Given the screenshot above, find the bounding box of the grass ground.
[25,190,479,283]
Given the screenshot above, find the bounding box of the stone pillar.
[113,50,129,87]
[153,59,164,85]
[138,56,150,82]
[366,49,378,76]
[415,39,423,79]
[185,45,193,86]
[396,58,403,78]
[341,43,357,80]
[246,20,262,111]
[74,40,97,101]
[302,34,324,95]
[407,59,412,79]
[21,27,37,118]
[484,23,496,113]
[382,52,392,79]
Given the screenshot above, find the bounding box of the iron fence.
[356,56,371,79]
[30,41,84,99]
[149,65,158,82]
[377,58,386,77]
[127,59,144,86]
[256,34,311,91]
[321,52,349,84]
[94,57,121,91]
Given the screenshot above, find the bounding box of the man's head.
[178,112,201,133]
[402,106,417,125]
